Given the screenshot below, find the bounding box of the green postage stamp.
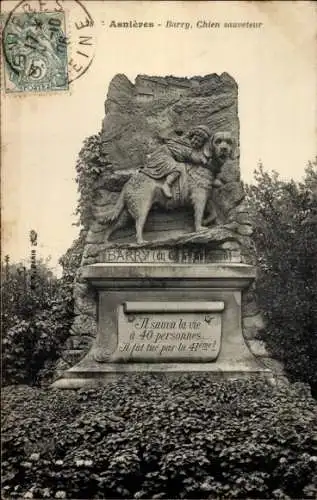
[2,11,69,93]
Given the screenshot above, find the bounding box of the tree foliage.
[1,256,74,386]
[245,159,317,394]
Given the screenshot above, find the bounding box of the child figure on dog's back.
[140,126,213,199]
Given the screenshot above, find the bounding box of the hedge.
[2,376,317,499]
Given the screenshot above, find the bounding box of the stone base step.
[52,359,274,389]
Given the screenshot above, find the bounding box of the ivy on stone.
[75,133,113,230]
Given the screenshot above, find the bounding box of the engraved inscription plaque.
[102,248,241,264]
[116,301,224,362]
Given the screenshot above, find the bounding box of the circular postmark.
[2,0,96,92]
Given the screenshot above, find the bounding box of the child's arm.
[190,151,208,165]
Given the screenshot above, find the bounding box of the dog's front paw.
[195,225,209,232]
[203,216,217,226]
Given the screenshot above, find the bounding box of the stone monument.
[53,73,271,388]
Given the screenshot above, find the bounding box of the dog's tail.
[105,190,125,223]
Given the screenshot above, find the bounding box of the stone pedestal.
[53,263,272,388]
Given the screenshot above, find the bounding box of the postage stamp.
[2,10,69,93]
[1,0,96,94]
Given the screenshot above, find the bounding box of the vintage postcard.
[1,1,317,499]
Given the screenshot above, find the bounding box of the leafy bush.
[2,376,317,499]
[246,161,317,396]
[1,258,74,386]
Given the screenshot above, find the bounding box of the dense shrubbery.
[1,257,74,386]
[2,376,317,499]
[2,225,86,386]
[246,161,317,395]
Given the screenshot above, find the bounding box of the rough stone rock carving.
[103,125,233,243]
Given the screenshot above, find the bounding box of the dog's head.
[211,131,235,164]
